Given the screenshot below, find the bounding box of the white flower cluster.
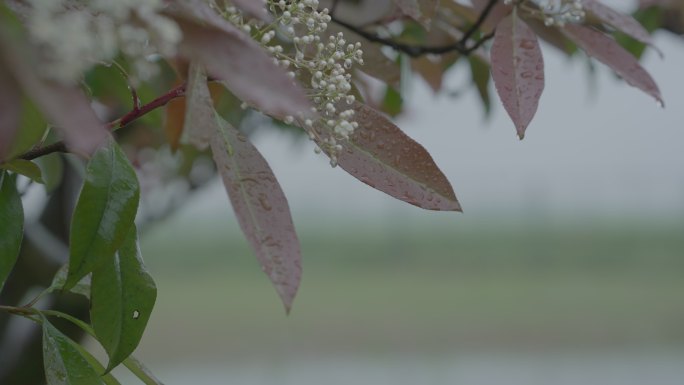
[510,0,585,27]
[213,0,365,167]
[25,0,181,83]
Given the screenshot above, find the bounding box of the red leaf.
[491,13,545,139]
[185,64,301,312]
[562,24,663,105]
[169,1,312,120]
[583,0,655,48]
[0,20,109,157]
[211,118,301,313]
[183,62,216,150]
[319,102,461,211]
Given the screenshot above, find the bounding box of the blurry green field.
[134,216,684,361]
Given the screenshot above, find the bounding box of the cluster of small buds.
[24,0,182,84]
[511,0,585,27]
[213,0,365,167]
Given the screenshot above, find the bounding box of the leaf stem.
[17,83,187,161]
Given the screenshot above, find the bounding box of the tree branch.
[329,0,498,58]
[18,83,187,161]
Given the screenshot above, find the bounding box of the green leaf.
[42,318,107,385]
[91,226,156,372]
[66,138,140,290]
[0,171,23,292]
[1,159,44,183]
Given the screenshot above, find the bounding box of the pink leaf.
[316,102,461,211]
[0,25,109,157]
[169,1,311,120]
[563,24,663,105]
[183,62,215,150]
[491,13,545,139]
[583,0,657,49]
[185,63,301,311]
[211,118,301,313]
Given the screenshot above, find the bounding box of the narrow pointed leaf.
[169,1,311,120]
[0,171,23,292]
[562,24,663,104]
[183,62,216,150]
[66,138,140,290]
[491,13,545,139]
[317,102,460,211]
[211,117,301,312]
[91,226,156,372]
[583,0,655,47]
[42,319,106,385]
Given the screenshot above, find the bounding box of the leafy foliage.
[0,0,677,383]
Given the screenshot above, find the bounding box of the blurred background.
[101,29,684,384]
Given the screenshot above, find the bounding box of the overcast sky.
[183,30,684,224]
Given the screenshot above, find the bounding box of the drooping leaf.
[0,171,23,292]
[211,116,302,312]
[491,12,545,139]
[0,10,109,157]
[66,138,140,290]
[317,102,461,211]
[562,24,663,105]
[1,159,44,184]
[91,226,156,372]
[183,62,217,150]
[583,0,655,47]
[169,0,311,120]
[42,318,107,385]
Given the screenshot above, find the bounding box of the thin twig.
[329,0,499,57]
[18,83,186,161]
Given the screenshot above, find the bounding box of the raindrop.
[258,195,273,211]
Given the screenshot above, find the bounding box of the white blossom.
[24,0,181,84]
